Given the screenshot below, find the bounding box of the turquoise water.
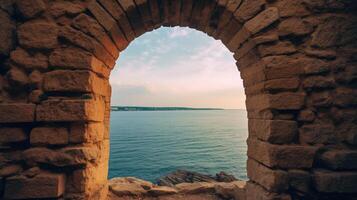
[108,110,248,182]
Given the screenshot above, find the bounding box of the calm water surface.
[108,110,248,182]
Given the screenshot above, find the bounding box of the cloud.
[168,27,192,38]
[110,27,245,109]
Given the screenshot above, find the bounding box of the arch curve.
[0,0,356,199]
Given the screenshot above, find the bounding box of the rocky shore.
[108,171,246,200]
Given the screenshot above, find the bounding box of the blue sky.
[110,27,245,109]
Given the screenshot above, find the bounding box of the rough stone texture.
[0,0,356,199]
[30,127,69,146]
[0,10,15,57]
[0,128,27,144]
[0,103,35,123]
[17,21,58,49]
[4,172,65,199]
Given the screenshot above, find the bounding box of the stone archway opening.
[107,26,248,184]
[0,0,356,200]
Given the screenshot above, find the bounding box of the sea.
[108,109,248,182]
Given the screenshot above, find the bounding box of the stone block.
[43,70,109,96]
[246,92,305,111]
[247,159,288,192]
[313,170,357,193]
[288,169,311,193]
[258,41,297,57]
[36,99,105,122]
[278,17,313,36]
[30,127,69,146]
[0,10,15,57]
[0,164,22,177]
[0,103,35,123]
[88,1,128,50]
[72,13,119,58]
[4,172,65,199]
[247,139,318,169]
[244,7,279,35]
[234,0,265,22]
[69,122,104,144]
[318,149,357,170]
[49,1,85,18]
[17,21,58,49]
[16,0,46,19]
[302,76,335,89]
[49,47,110,77]
[246,181,292,200]
[298,109,315,122]
[299,124,336,145]
[59,26,116,68]
[249,119,297,144]
[334,87,357,107]
[264,78,300,91]
[273,0,310,17]
[10,48,48,70]
[0,128,27,144]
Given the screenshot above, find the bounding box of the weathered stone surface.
[69,122,104,144]
[248,139,318,169]
[278,18,313,36]
[10,48,48,69]
[0,10,15,57]
[268,92,306,110]
[43,70,108,96]
[149,186,178,195]
[18,21,58,49]
[247,159,288,192]
[109,177,152,196]
[288,170,311,193]
[29,70,43,89]
[30,127,69,146]
[258,41,297,57]
[0,127,27,144]
[0,164,22,177]
[16,0,46,19]
[6,67,29,88]
[23,146,97,167]
[0,103,35,123]
[4,172,65,199]
[49,1,85,18]
[318,149,357,170]
[234,0,265,22]
[302,76,335,89]
[273,0,310,17]
[246,181,291,200]
[299,123,336,145]
[264,78,300,91]
[334,87,357,107]
[49,47,110,77]
[214,181,246,200]
[249,119,297,144]
[72,13,119,58]
[244,7,279,35]
[313,170,357,193]
[36,99,105,122]
[311,16,357,48]
[176,182,215,194]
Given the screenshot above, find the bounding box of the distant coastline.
[111,106,224,111]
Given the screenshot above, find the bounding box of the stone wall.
[0,0,356,199]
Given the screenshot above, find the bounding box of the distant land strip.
[111,106,224,111]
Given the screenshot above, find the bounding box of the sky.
[109,27,245,109]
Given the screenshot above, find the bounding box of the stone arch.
[0,0,357,199]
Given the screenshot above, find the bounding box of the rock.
[244,7,280,35]
[149,186,178,196]
[313,170,357,193]
[49,1,85,18]
[29,89,44,103]
[18,21,58,49]
[0,10,15,57]
[0,127,27,144]
[288,170,311,193]
[6,67,29,88]
[176,182,216,194]
[16,0,46,19]
[157,170,237,187]
[258,41,297,57]
[318,149,357,170]
[278,17,313,36]
[0,103,35,123]
[4,172,66,199]
[234,0,265,22]
[109,177,151,196]
[214,181,246,199]
[10,48,48,69]
[0,164,22,177]
[30,127,69,146]
[299,124,336,145]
